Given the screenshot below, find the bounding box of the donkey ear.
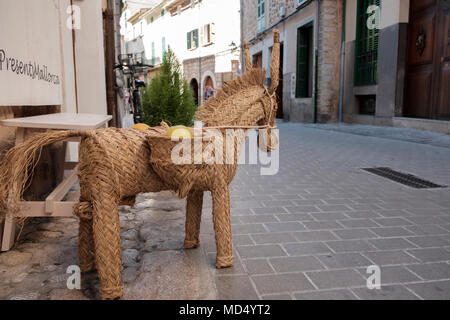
[243,41,252,72]
[269,29,280,93]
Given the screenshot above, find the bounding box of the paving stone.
[284,206,320,213]
[306,269,366,289]
[339,219,381,228]
[405,224,449,236]
[252,207,287,214]
[269,256,325,273]
[238,215,278,224]
[405,236,450,248]
[243,259,274,275]
[317,205,352,212]
[294,289,358,300]
[262,293,292,300]
[237,245,286,259]
[369,227,414,237]
[283,242,332,256]
[363,251,420,265]
[317,253,373,268]
[252,273,315,294]
[373,218,414,227]
[407,280,450,300]
[344,211,382,219]
[368,238,418,250]
[406,248,450,262]
[406,263,450,280]
[357,266,421,284]
[293,230,338,242]
[311,212,348,221]
[303,221,344,230]
[276,214,314,222]
[326,240,377,253]
[232,224,267,235]
[251,233,297,244]
[333,228,378,240]
[351,285,419,300]
[215,275,259,300]
[232,234,254,246]
[264,222,305,232]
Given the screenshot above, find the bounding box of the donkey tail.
[0,130,90,215]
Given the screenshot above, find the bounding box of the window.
[151,42,155,65]
[187,29,199,50]
[161,9,165,17]
[252,52,262,68]
[150,16,154,23]
[200,23,215,46]
[298,0,307,6]
[257,0,265,33]
[296,24,313,98]
[354,0,381,86]
[162,37,166,57]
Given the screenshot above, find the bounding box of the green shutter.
[194,29,199,48]
[354,0,381,86]
[296,27,309,98]
[187,32,191,49]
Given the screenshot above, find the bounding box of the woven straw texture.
[0,30,280,300]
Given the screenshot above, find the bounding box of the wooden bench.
[0,113,112,251]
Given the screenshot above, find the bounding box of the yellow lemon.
[131,123,151,130]
[166,126,193,139]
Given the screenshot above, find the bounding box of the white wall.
[122,0,241,75]
[74,0,108,115]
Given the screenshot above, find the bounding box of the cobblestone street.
[1,122,450,300]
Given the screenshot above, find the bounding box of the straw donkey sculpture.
[0,30,280,299]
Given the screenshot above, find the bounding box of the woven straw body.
[0,30,281,300]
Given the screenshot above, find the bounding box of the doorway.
[276,43,284,119]
[204,76,214,101]
[190,78,199,105]
[404,0,450,120]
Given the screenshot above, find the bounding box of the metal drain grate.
[362,167,446,189]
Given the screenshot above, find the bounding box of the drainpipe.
[338,0,346,123]
[314,0,320,123]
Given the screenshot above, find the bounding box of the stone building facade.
[242,0,343,123]
[121,0,241,106]
[342,0,450,133]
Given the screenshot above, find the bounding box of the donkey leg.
[211,186,233,268]
[183,190,203,249]
[92,195,123,300]
[75,201,96,273]
[78,217,96,272]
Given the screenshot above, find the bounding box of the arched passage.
[203,76,214,101]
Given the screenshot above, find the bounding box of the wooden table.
[0,113,112,251]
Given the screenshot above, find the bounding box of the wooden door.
[436,0,450,119]
[405,0,450,120]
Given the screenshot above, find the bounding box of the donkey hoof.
[183,239,199,249]
[215,255,234,268]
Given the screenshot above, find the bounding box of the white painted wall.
[121,0,241,75]
[74,0,108,115]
